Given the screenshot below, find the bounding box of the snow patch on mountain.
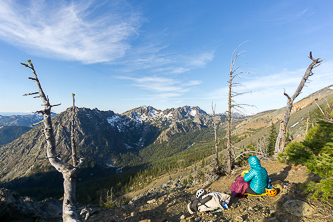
[123,106,206,124]
[106,163,117,168]
[125,144,133,149]
[107,115,121,127]
[107,114,133,132]
[189,109,197,117]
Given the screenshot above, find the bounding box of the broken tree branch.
[23,92,39,96]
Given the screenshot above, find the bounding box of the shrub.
[279,119,333,202]
[278,141,311,165]
[303,178,333,201]
[305,143,333,178]
[303,121,333,155]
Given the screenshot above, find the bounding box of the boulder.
[283,199,316,216]
[0,188,62,222]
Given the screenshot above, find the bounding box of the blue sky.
[1,0,332,115]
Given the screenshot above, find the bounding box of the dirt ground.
[86,159,333,222]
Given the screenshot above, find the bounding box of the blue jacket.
[243,156,268,194]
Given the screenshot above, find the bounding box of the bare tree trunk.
[214,128,218,166]
[275,52,323,153]
[22,61,83,222]
[314,98,325,116]
[226,75,232,174]
[211,103,219,172]
[71,94,79,166]
[63,172,78,221]
[225,41,250,174]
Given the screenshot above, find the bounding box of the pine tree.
[278,108,333,202]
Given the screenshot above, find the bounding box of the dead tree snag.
[22,60,84,222]
[274,52,323,154]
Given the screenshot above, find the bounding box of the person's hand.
[241,170,249,177]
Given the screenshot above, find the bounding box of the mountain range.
[0,113,57,127]
[0,106,215,183]
[0,85,332,202]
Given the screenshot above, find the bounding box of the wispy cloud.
[264,6,313,25]
[152,67,190,74]
[0,0,216,74]
[119,47,215,73]
[189,52,214,67]
[0,0,142,64]
[208,61,333,114]
[116,76,201,100]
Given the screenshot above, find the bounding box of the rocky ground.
[86,159,333,222]
[1,159,333,222]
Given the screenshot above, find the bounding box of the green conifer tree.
[278,103,333,202]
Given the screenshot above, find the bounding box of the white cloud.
[119,49,215,74]
[156,92,183,99]
[208,60,333,114]
[0,0,142,64]
[151,67,190,74]
[189,52,214,67]
[183,80,202,86]
[239,69,304,91]
[0,0,216,73]
[116,75,201,99]
[170,67,191,74]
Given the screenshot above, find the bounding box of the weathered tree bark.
[211,102,220,173]
[71,94,79,167]
[225,42,250,174]
[274,52,323,154]
[256,136,267,157]
[226,73,232,174]
[22,60,83,222]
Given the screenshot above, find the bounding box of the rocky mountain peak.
[121,105,208,125]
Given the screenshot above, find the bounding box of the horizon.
[0,82,327,117]
[1,1,333,115]
[0,105,254,116]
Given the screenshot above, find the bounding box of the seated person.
[230,173,249,198]
[243,156,268,195]
[187,189,230,214]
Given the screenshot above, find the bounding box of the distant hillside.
[0,126,31,146]
[233,85,333,149]
[0,113,57,127]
